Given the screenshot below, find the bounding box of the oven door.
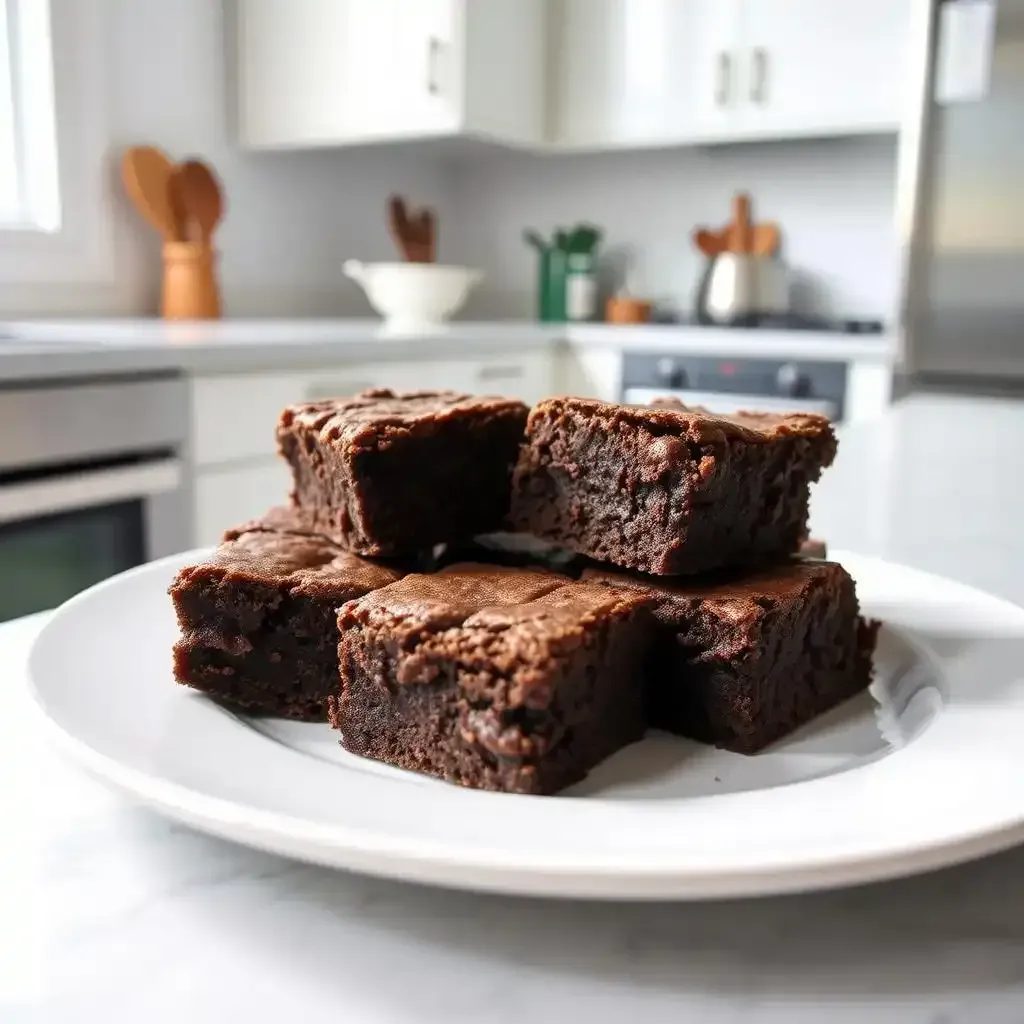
[622,386,840,420]
[0,457,184,622]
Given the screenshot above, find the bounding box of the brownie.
[583,560,878,754]
[509,396,837,576]
[276,388,528,557]
[170,510,405,719]
[329,564,652,795]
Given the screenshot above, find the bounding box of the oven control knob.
[655,358,686,389]
[776,363,806,397]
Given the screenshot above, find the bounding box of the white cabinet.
[188,350,554,547]
[551,0,735,147]
[734,0,912,139]
[195,461,293,547]
[235,0,547,149]
[549,0,912,149]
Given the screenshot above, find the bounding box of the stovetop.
[652,313,886,334]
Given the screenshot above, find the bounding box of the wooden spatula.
[727,192,753,253]
[753,222,781,257]
[175,159,224,244]
[121,146,178,239]
[693,227,728,258]
[388,195,436,263]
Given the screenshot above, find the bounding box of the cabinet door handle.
[427,37,440,95]
[477,365,524,382]
[750,47,768,104]
[715,51,731,106]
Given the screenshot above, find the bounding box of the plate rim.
[25,548,1024,900]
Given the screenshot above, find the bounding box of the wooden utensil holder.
[161,242,221,319]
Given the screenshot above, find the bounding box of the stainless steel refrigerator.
[899,0,1024,390]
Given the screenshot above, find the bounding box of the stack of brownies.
[170,388,878,796]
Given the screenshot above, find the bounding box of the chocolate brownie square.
[583,560,878,753]
[170,509,405,719]
[329,564,653,794]
[276,388,528,557]
[509,397,837,575]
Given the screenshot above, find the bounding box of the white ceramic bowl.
[343,259,483,333]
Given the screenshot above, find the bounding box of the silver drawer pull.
[715,51,731,106]
[750,48,768,104]
[304,382,375,401]
[476,366,524,382]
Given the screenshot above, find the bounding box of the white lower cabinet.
[188,349,555,547]
[194,460,293,548]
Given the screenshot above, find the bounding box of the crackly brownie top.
[583,560,850,659]
[342,562,644,647]
[277,388,528,448]
[530,395,835,447]
[222,505,338,543]
[344,563,565,633]
[173,528,403,599]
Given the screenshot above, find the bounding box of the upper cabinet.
[733,0,913,139]
[235,0,548,149]
[549,0,913,149]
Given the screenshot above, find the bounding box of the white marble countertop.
[0,318,892,382]
[6,393,1024,1023]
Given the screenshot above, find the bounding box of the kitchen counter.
[5,394,1024,1022]
[0,318,892,382]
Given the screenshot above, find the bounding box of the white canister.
[565,253,598,322]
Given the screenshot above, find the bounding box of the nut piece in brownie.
[276,388,528,557]
[170,509,405,720]
[509,396,837,576]
[329,564,652,795]
[583,560,878,754]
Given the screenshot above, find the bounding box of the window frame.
[0,0,113,286]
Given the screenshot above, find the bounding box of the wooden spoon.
[727,192,753,253]
[121,146,178,239]
[388,195,410,261]
[753,221,781,257]
[693,228,728,259]
[387,194,436,263]
[418,208,436,263]
[174,159,224,244]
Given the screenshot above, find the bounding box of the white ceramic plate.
[27,549,1024,900]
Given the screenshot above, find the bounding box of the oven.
[621,354,847,422]
[0,376,190,623]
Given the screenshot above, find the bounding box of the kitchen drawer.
[194,459,292,547]
[430,352,553,404]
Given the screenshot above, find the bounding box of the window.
[0,0,112,289]
[0,0,59,232]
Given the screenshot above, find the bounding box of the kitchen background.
[0,0,1015,622]
[5,0,900,322]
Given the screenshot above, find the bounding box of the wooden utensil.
[753,221,781,257]
[121,146,178,239]
[174,159,224,244]
[727,192,753,253]
[693,228,728,258]
[388,195,436,263]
